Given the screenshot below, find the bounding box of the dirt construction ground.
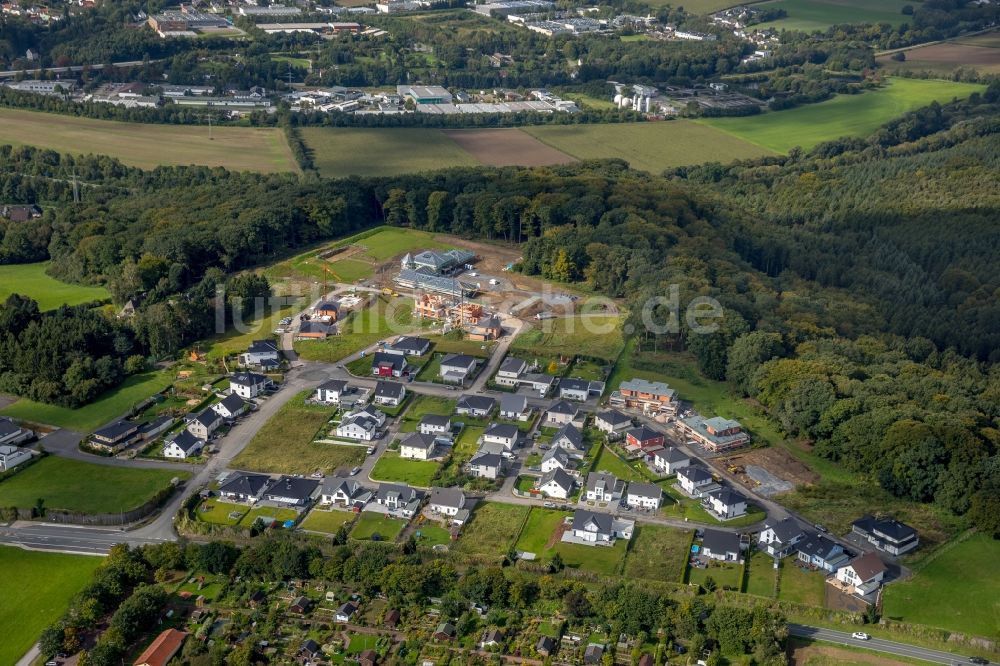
[720,447,820,494]
[443,129,576,167]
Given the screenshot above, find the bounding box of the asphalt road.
[789,624,994,665]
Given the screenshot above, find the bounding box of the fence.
[13,482,182,526]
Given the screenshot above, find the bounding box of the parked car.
[814,523,828,532]
[350,466,362,476]
[851,632,870,641]
[543,502,555,508]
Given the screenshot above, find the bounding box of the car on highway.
[851,632,870,641]
[968,657,989,665]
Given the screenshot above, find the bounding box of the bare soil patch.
[546,521,569,549]
[443,128,576,167]
[879,42,1000,73]
[721,447,820,490]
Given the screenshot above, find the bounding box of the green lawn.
[701,79,984,154]
[350,512,406,541]
[0,546,102,666]
[238,506,299,528]
[301,127,479,177]
[415,523,452,547]
[0,457,188,514]
[523,121,773,174]
[512,316,625,362]
[425,331,494,357]
[745,550,779,598]
[300,508,357,534]
[753,0,912,32]
[623,524,692,583]
[883,533,1000,638]
[515,508,570,555]
[688,558,744,591]
[200,299,301,361]
[0,262,110,310]
[370,451,441,487]
[0,369,173,431]
[401,395,456,426]
[195,498,248,525]
[453,502,530,560]
[777,560,827,607]
[557,539,628,575]
[295,299,415,363]
[231,390,365,475]
[590,444,646,481]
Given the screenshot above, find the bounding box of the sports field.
[0,456,188,514]
[0,547,102,666]
[701,78,984,153]
[0,108,299,173]
[301,127,479,177]
[523,121,774,173]
[0,262,110,310]
[754,0,912,32]
[883,533,1000,638]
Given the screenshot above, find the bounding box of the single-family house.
[495,356,527,386]
[537,468,575,499]
[90,420,141,452]
[570,509,633,544]
[372,351,409,378]
[140,416,173,442]
[558,377,591,402]
[162,430,205,459]
[851,515,919,556]
[418,414,452,436]
[653,447,690,475]
[536,636,556,656]
[482,423,519,450]
[439,353,478,384]
[241,339,280,369]
[679,415,750,452]
[218,472,272,503]
[677,466,715,497]
[758,518,806,558]
[480,629,504,649]
[373,380,406,407]
[321,476,372,507]
[520,372,557,396]
[315,379,349,405]
[796,533,849,572]
[701,528,742,562]
[230,372,273,399]
[429,487,466,515]
[593,410,631,436]
[336,409,382,441]
[706,487,748,520]
[625,482,663,510]
[468,450,504,479]
[467,314,502,341]
[336,601,358,622]
[625,425,664,452]
[386,335,431,356]
[540,446,571,472]
[0,418,32,447]
[297,320,332,340]
[585,472,624,502]
[187,409,223,440]
[290,596,312,614]
[609,378,676,414]
[263,476,319,506]
[544,400,580,426]
[0,444,31,471]
[550,423,586,457]
[498,394,531,421]
[313,301,340,321]
[836,552,887,596]
[399,432,438,460]
[376,483,422,517]
[212,393,249,420]
[456,395,496,418]
[133,628,187,666]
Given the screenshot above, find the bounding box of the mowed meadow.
[0,108,299,172]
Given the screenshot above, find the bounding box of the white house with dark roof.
[400,432,438,460]
[263,476,319,506]
[90,420,141,452]
[796,533,849,572]
[593,410,631,436]
[456,395,496,418]
[759,518,806,557]
[241,339,280,368]
[481,423,519,450]
[315,379,349,404]
[550,423,586,458]
[212,393,249,420]
[376,483,422,517]
[585,472,624,502]
[373,380,406,406]
[429,487,466,515]
[320,476,372,507]
[625,482,663,510]
[336,409,382,441]
[162,430,205,459]
[569,509,633,545]
[558,377,592,402]
[0,444,31,471]
[418,413,452,436]
[187,409,223,440]
[677,466,716,497]
[230,372,273,399]
[537,468,575,499]
[706,487,748,519]
[372,351,409,378]
[544,400,580,426]
[851,515,919,556]
[495,356,527,386]
[386,335,431,356]
[701,528,742,562]
[468,450,504,479]
[540,446,572,472]
[653,447,690,475]
[439,354,479,384]
[836,552,887,597]
[498,394,531,421]
[218,472,272,503]
[0,417,33,447]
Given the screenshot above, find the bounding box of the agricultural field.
[350,511,406,541]
[702,79,984,153]
[294,299,415,363]
[301,127,479,177]
[622,524,692,583]
[0,262,110,310]
[512,315,625,362]
[0,108,298,173]
[523,121,773,173]
[442,129,574,167]
[300,508,357,534]
[0,368,173,431]
[878,31,1000,75]
[0,457,188,514]
[0,547,102,666]
[370,451,441,487]
[231,390,365,475]
[753,0,912,32]
[453,502,530,560]
[882,533,1000,637]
